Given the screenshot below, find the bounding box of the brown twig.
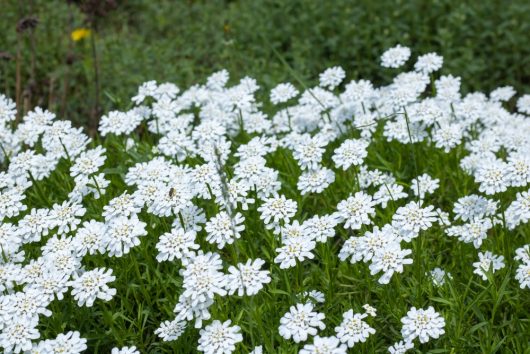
[15,32,22,122]
[0,52,13,97]
[89,20,100,136]
[61,7,75,119]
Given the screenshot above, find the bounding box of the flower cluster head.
[111,346,140,354]
[512,245,530,290]
[226,258,271,296]
[336,192,376,230]
[335,309,376,347]
[69,268,116,307]
[428,267,452,287]
[400,306,445,344]
[197,320,243,354]
[473,251,505,281]
[381,45,411,68]
[279,303,326,343]
[300,335,348,354]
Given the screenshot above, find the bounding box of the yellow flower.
[71,28,91,42]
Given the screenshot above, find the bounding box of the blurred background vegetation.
[1,0,529,129]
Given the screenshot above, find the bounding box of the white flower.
[0,222,22,252]
[400,306,445,343]
[258,195,297,228]
[0,94,17,122]
[279,303,326,343]
[338,236,363,263]
[0,317,40,353]
[516,94,530,114]
[103,192,143,221]
[506,153,530,187]
[428,267,452,287]
[300,290,325,304]
[132,80,157,104]
[274,237,316,269]
[414,53,443,74]
[41,234,75,256]
[297,168,335,195]
[99,110,143,136]
[46,251,81,276]
[156,227,199,262]
[433,123,463,152]
[515,263,530,289]
[0,188,28,220]
[300,335,347,354]
[43,331,87,354]
[73,220,107,256]
[280,220,310,242]
[473,251,505,281]
[446,218,493,249]
[70,146,106,178]
[69,268,116,307]
[335,310,375,347]
[332,139,369,170]
[197,319,243,354]
[0,263,22,293]
[435,75,461,101]
[206,69,229,91]
[514,244,530,264]
[177,205,207,232]
[388,340,414,354]
[111,346,139,354]
[392,201,438,241]
[25,269,69,302]
[336,192,376,230]
[373,183,408,208]
[369,242,413,284]
[17,208,52,243]
[104,214,147,257]
[453,195,498,222]
[173,293,214,329]
[226,258,271,296]
[293,136,327,170]
[7,288,53,321]
[205,211,245,249]
[249,345,263,354]
[475,160,510,195]
[362,304,377,317]
[381,45,411,68]
[49,201,86,235]
[410,174,439,199]
[155,318,187,342]
[506,190,530,229]
[270,83,299,104]
[304,214,339,243]
[216,179,255,211]
[319,66,346,90]
[181,252,227,307]
[490,86,516,102]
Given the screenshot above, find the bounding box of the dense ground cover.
[0,44,530,353]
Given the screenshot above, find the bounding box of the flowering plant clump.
[0,45,529,353]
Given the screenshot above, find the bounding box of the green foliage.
[1,0,529,125]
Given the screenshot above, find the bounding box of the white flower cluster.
[0,43,529,352]
[514,245,530,289]
[278,302,376,352]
